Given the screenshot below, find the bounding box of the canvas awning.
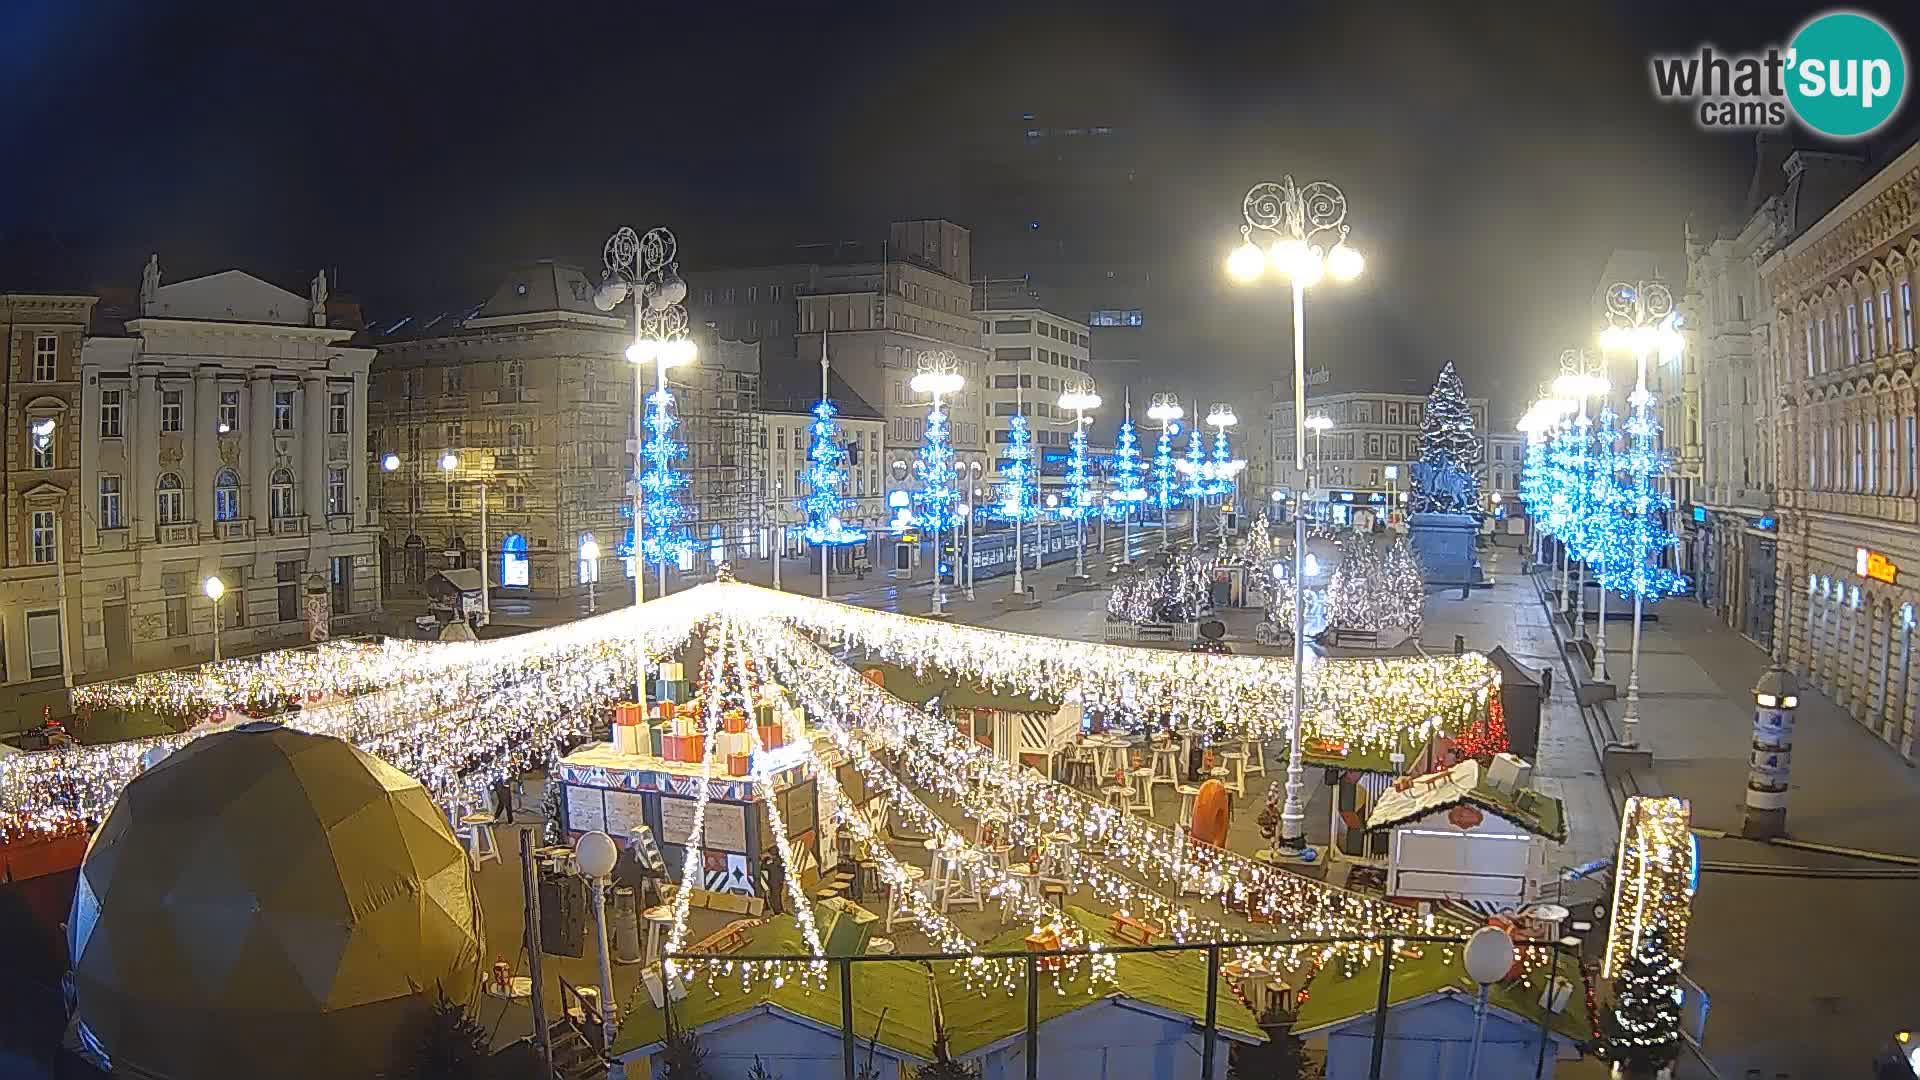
[1365,758,1566,841]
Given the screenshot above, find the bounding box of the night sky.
[4,0,1916,417]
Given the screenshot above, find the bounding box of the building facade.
[76,264,379,675]
[759,367,886,570]
[2,292,96,697]
[1762,141,1920,760]
[1267,389,1490,525]
[370,263,764,599]
[980,307,1094,499]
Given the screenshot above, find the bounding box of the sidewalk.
[1537,558,1920,1079]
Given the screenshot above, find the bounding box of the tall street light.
[1552,363,1608,653]
[439,452,489,625]
[1228,174,1364,855]
[1206,402,1243,542]
[1304,413,1333,523]
[1599,281,1684,749]
[910,352,964,616]
[598,227,696,609]
[580,538,600,614]
[203,576,226,663]
[1058,383,1102,581]
[1147,395,1183,548]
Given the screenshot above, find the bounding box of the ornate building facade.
[1762,143,1920,760]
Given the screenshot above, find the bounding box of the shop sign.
[1856,547,1899,585]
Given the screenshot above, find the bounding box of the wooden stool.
[1219,752,1248,798]
[1127,768,1155,815]
[988,844,1013,875]
[1176,784,1202,829]
[642,904,675,965]
[1148,744,1182,791]
[942,854,983,912]
[885,865,927,932]
[1242,737,1267,777]
[1039,878,1070,908]
[460,813,500,867]
[976,810,1009,847]
[1065,746,1098,789]
[1102,785,1131,811]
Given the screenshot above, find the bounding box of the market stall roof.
[428,567,485,594]
[1364,758,1566,841]
[611,906,1263,1059]
[1292,946,1588,1042]
[1302,731,1435,776]
[1485,645,1539,689]
[855,663,1064,714]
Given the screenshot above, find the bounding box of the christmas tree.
[1578,404,1626,583]
[1382,536,1426,632]
[914,401,959,534]
[1109,414,1148,518]
[1600,920,1683,1077]
[1063,417,1094,521]
[1409,362,1483,513]
[995,412,1038,523]
[640,387,692,567]
[1327,538,1424,633]
[1600,389,1688,602]
[1454,694,1509,763]
[1181,426,1211,501]
[1519,434,1551,532]
[801,399,867,546]
[1151,425,1181,516]
[1208,424,1236,496]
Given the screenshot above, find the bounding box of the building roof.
[762,363,882,421]
[1293,946,1588,1043]
[612,906,1264,1059]
[1364,758,1567,842]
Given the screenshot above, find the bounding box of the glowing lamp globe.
[573,830,618,879]
[68,725,483,1080]
[439,452,458,472]
[1267,237,1309,277]
[381,453,400,472]
[1464,925,1517,984]
[202,576,225,602]
[592,279,630,312]
[1226,241,1266,282]
[1291,246,1326,287]
[662,337,698,368]
[626,340,658,365]
[1326,241,1364,281]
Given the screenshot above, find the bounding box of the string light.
[641,387,692,567]
[1603,796,1696,981]
[801,399,867,547]
[995,412,1037,523]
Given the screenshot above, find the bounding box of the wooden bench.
[684,919,760,956]
[1108,911,1164,946]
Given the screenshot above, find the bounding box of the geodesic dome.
[69,723,484,1079]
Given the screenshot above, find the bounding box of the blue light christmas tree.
[1599,389,1688,600]
[640,387,692,567]
[1207,424,1236,496]
[1062,418,1094,521]
[1519,435,1551,528]
[995,411,1038,522]
[914,401,959,534]
[1544,415,1588,552]
[1108,414,1148,517]
[1151,424,1181,518]
[800,399,867,546]
[1180,425,1211,501]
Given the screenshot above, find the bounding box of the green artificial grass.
[1294,945,1588,1043]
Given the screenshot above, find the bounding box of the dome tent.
[69,723,484,1079]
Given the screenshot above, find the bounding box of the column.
[193,367,218,527]
[80,363,100,548]
[349,370,369,527]
[250,369,274,527]
[301,375,326,524]
[133,366,159,542]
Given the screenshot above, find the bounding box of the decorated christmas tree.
[1599,389,1688,602]
[1151,425,1181,517]
[1519,433,1551,531]
[914,401,959,534]
[995,412,1038,523]
[1409,362,1483,513]
[1110,414,1148,508]
[1208,424,1236,496]
[1181,426,1211,501]
[1454,694,1509,763]
[1326,540,1387,631]
[640,386,692,567]
[1578,404,1626,583]
[800,399,867,546]
[1600,921,1683,1077]
[1063,417,1094,521]
[1382,536,1426,632]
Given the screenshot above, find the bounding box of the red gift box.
[757,723,784,749]
[662,734,687,762]
[653,700,673,721]
[615,702,645,727]
[727,752,750,777]
[724,712,747,734]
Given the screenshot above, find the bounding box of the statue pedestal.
[1407,512,1484,588]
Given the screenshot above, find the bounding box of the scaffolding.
[677,338,766,573]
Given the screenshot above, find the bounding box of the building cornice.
[1768,143,1920,298]
[124,317,358,344]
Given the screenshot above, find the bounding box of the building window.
[448,481,463,511]
[156,473,185,524]
[504,481,525,512]
[1805,321,1816,376]
[274,390,294,430]
[507,422,526,451]
[330,555,352,615]
[270,468,296,519]
[329,391,349,434]
[1907,416,1917,493]
[1868,421,1879,491]
[100,390,123,438]
[1088,309,1143,327]
[770,284,783,301]
[1853,421,1864,490]
[165,597,187,638]
[276,560,302,622]
[29,510,55,564]
[1904,282,1915,350]
[444,366,464,394]
[214,468,240,521]
[28,419,55,469]
[161,389,183,432]
[505,359,525,393]
[96,472,127,531]
[219,389,239,432]
[1863,296,1877,357]
[1848,304,1860,363]
[327,467,347,515]
[1883,287,1896,352]
[747,285,758,302]
[29,334,60,382]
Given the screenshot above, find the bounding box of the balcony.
[158,524,198,547]
[271,515,309,537]
[327,514,352,534]
[216,519,254,541]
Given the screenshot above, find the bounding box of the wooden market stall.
[1365,754,1567,909]
[857,663,1082,779]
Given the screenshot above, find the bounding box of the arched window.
[156,472,184,525]
[500,533,529,588]
[214,468,241,522]
[507,422,526,451]
[270,468,296,519]
[504,360,525,393]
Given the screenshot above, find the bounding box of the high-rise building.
[980,308,1093,500]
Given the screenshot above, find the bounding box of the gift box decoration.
[648,722,665,758]
[657,661,685,682]
[615,701,646,728]
[1024,927,1065,971]
[753,701,774,728]
[757,723,784,750]
[727,752,750,777]
[722,731,751,759]
[724,711,747,734]
[614,720,646,756]
[657,680,689,704]
[653,700,674,721]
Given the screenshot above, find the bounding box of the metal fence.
[662,931,1584,1080]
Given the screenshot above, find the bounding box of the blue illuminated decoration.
[640,388,691,567]
[1107,415,1148,518]
[995,412,1038,523]
[913,402,959,533]
[800,398,867,546]
[1151,425,1181,513]
[1180,426,1210,500]
[1062,420,1093,520]
[1691,505,1707,524]
[1756,515,1776,530]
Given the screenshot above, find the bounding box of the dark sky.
[4,0,1916,418]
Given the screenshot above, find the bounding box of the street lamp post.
[1058,384,1101,582]
[1148,395,1183,549]
[1599,280,1683,748]
[910,353,964,616]
[572,831,620,1051]
[1229,174,1364,854]
[439,453,489,624]
[204,576,226,663]
[580,539,599,613]
[596,225,695,615]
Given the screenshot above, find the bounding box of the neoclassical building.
[1762,142,1920,759]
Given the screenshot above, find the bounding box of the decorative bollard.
[1742,666,1799,839]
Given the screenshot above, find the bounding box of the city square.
[3,5,1920,1080]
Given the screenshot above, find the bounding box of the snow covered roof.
[1365,758,1566,841]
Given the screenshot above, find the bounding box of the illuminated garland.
[1603,796,1696,981]
[71,638,453,722]
[1062,420,1093,522]
[664,624,726,976]
[995,412,1037,523]
[801,399,867,547]
[641,387,692,567]
[1602,390,1688,601]
[1151,426,1180,512]
[1109,416,1148,510]
[915,402,958,534]
[1179,426,1211,500]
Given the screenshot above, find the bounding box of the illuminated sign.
[1691,505,1708,523]
[1856,547,1899,585]
[1755,515,1776,530]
